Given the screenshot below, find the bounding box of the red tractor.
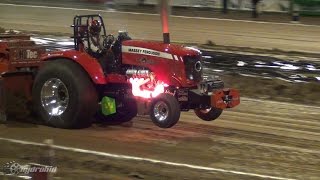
[0,14,239,128]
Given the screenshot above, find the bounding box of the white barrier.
[115,0,291,12]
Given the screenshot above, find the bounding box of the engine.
[125,68,168,99]
[125,69,150,78]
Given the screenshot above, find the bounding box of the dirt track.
[0,3,320,53]
[1,98,320,179]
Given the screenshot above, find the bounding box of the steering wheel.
[103,34,115,50]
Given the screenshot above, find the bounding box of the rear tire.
[32,59,98,129]
[150,93,180,128]
[194,108,223,121]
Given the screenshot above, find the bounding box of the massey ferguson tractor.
[0,5,239,128]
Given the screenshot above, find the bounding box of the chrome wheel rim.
[40,78,69,116]
[153,101,169,122]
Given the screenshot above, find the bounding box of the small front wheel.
[150,94,180,128]
[194,108,223,121]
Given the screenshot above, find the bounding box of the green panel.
[293,0,320,16]
[294,0,320,6]
[101,96,116,116]
[300,10,320,16]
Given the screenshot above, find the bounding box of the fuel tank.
[122,40,202,87]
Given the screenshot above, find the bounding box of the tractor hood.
[121,40,203,88]
[122,40,201,57]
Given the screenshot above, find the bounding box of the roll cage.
[72,14,107,52]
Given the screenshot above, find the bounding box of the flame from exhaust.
[129,78,168,99]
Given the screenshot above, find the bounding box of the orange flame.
[129,78,168,99]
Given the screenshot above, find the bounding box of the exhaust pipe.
[160,0,170,44]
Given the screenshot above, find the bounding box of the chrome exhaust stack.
[160,0,170,44]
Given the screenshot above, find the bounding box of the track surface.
[1,98,320,179]
[0,3,320,53]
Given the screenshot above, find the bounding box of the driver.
[85,19,105,54]
[84,19,116,74]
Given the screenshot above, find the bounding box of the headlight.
[194,61,202,72]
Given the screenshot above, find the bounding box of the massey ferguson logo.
[19,49,38,60]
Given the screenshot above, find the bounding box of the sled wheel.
[32,59,98,129]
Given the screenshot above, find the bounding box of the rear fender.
[40,50,107,84]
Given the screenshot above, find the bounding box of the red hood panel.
[122,40,201,87]
[122,40,201,57]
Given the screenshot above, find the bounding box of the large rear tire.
[150,93,180,128]
[194,108,223,121]
[32,59,98,129]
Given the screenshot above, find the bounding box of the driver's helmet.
[89,19,102,36]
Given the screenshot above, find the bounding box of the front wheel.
[194,108,223,121]
[150,94,180,128]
